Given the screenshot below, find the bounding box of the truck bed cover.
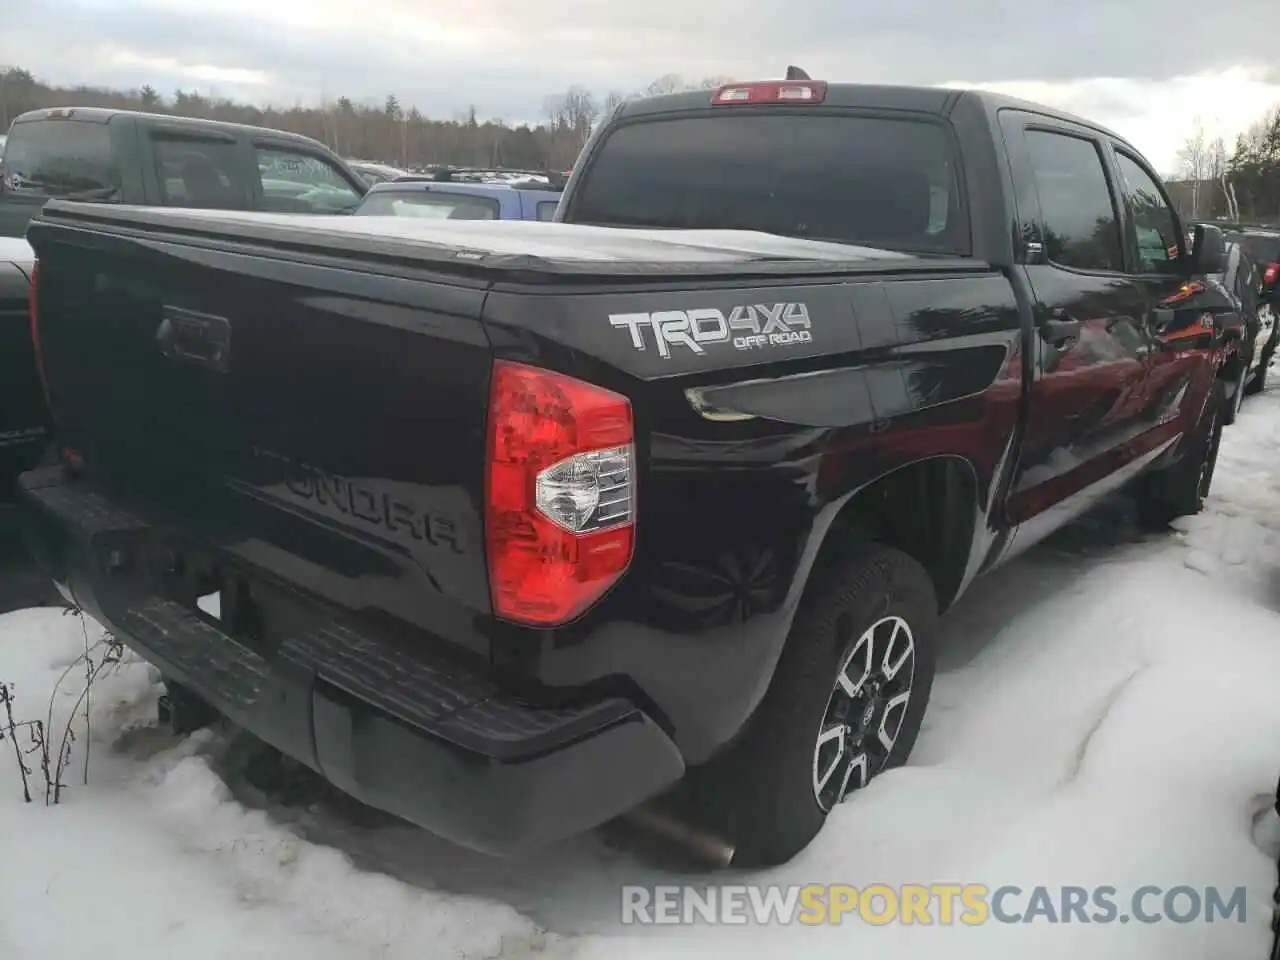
[34,200,987,280]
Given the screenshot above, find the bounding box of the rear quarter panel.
[481,270,1024,762]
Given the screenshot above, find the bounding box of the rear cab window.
[566,112,969,254]
[2,116,119,199]
[150,136,252,208]
[355,189,501,220]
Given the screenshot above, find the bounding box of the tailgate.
[27,220,495,660]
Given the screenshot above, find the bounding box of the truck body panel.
[14,81,1231,857]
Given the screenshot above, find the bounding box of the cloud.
[3,0,1280,169]
[952,69,1280,174]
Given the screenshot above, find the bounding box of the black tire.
[680,544,938,867]
[1223,363,1245,425]
[1246,344,1273,396]
[1137,379,1225,529]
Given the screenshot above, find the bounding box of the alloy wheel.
[812,614,916,812]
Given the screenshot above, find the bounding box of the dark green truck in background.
[0,107,369,505]
[0,106,369,238]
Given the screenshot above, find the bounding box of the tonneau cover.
[32,200,985,279]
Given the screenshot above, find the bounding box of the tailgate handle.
[157,307,230,372]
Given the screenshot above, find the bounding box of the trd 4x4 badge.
[608,302,813,357]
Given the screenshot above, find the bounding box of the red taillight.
[485,360,636,626]
[712,81,827,105]
[28,259,52,411]
[1264,262,1279,287]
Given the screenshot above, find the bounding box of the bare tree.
[1176,116,1209,217]
[602,90,626,116]
[644,74,685,97]
[543,85,598,168]
[1207,135,1235,219]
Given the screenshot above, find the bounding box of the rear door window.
[536,201,558,221]
[151,137,252,208]
[2,118,119,198]
[568,113,968,254]
[1023,130,1123,273]
[255,145,364,213]
[355,190,501,220]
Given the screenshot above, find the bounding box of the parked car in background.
[353,175,562,221]
[17,76,1237,868]
[1214,237,1274,422]
[429,167,566,188]
[348,160,409,186]
[1188,222,1280,417]
[0,107,369,239]
[0,236,45,502]
[0,108,371,505]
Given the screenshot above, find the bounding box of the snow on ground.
[6,395,1280,959]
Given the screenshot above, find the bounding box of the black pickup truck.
[16,78,1234,866]
[0,106,369,238]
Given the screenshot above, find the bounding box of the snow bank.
[4,393,1280,959]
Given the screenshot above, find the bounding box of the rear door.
[139,124,255,209]
[999,112,1171,540]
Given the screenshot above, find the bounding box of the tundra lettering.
[283,468,464,553]
[250,445,465,553]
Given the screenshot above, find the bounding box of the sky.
[3,0,1280,175]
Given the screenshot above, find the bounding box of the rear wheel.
[681,545,938,867]
[1137,379,1225,529]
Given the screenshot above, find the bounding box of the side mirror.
[1189,223,1228,276]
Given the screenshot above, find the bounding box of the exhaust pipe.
[621,803,736,868]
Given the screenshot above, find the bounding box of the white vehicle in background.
[348,160,408,185]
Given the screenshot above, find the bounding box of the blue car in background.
[353,173,563,222]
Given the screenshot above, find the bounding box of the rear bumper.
[16,467,684,855]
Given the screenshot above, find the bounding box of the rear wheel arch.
[802,455,981,615]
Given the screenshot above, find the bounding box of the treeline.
[1174,106,1280,224]
[0,67,732,171]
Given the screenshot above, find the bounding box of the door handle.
[1041,311,1081,348]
